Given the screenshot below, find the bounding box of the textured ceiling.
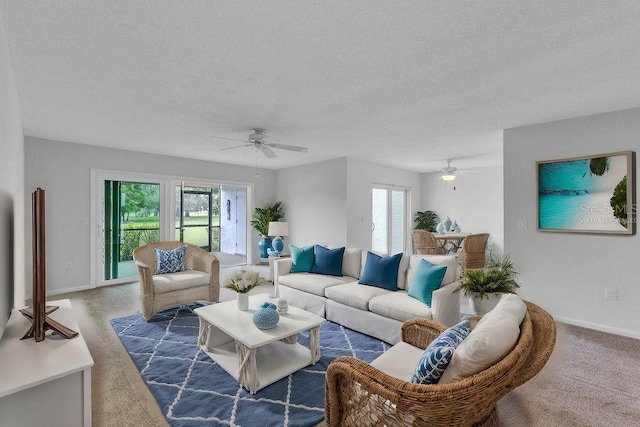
[2,1,640,172]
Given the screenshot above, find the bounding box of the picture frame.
[537,151,635,234]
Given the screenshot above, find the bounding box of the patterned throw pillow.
[155,246,187,274]
[411,320,471,384]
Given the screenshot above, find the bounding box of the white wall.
[275,158,348,248]
[422,165,504,254]
[504,107,640,338]
[24,137,276,295]
[275,157,422,252]
[0,9,25,337]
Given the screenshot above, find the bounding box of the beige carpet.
[51,270,640,427]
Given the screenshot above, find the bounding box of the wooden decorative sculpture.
[20,188,78,341]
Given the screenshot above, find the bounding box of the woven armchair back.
[459,233,490,270]
[325,301,556,426]
[412,230,445,255]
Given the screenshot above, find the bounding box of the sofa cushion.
[155,245,186,274]
[361,251,410,289]
[439,294,527,384]
[368,292,433,322]
[311,245,345,276]
[407,255,457,287]
[152,270,210,293]
[358,252,403,291]
[290,244,314,272]
[370,341,425,382]
[407,259,447,306]
[278,272,356,297]
[343,248,363,278]
[411,320,471,384]
[324,282,390,310]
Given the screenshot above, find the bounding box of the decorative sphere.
[253,303,280,329]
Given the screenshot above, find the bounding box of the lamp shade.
[441,174,456,181]
[268,221,289,237]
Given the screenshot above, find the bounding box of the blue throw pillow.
[290,244,314,272]
[358,252,402,291]
[155,246,186,274]
[408,259,447,306]
[411,320,471,384]
[310,245,345,276]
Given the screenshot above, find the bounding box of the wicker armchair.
[458,233,490,271]
[412,230,446,255]
[325,301,556,427]
[133,241,220,320]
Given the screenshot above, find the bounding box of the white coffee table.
[194,294,325,394]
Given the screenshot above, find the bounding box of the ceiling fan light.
[441,173,456,181]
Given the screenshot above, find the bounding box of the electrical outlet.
[604,288,618,301]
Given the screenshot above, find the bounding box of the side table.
[268,253,290,282]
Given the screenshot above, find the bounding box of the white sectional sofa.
[273,249,461,344]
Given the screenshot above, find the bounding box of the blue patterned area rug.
[111,304,390,427]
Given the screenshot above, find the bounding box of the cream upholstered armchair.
[324,301,556,427]
[133,241,220,320]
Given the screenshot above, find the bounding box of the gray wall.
[0,9,25,338]
[504,107,640,338]
[25,137,276,295]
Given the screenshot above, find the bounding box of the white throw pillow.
[342,248,363,278]
[439,294,526,384]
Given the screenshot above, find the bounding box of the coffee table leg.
[198,318,210,350]
[309,326,320,364]
[235,341,259,394]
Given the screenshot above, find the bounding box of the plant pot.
[237,293,249,311]
[468,293,502,315]
[258,236,273,259]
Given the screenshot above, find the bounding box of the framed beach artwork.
[537,151,635,234]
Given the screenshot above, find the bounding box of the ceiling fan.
[215,128,308,159]
[432,159,477,181]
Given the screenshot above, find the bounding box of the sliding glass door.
[176,183,220,251]
[371,185,408,255]
[103,180,160,280]
[93,170,251,285]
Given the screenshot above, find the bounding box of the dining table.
[433,233,471,253]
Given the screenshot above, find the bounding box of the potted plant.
[413,210,440,232]
[224,269,267,310]
[250,201,284,259]
[454,253,520,314]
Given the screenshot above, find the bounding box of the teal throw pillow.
[155,246,186,274]
[310,245,345,276]
[408,259,447,306]
[411,320,471,384]
[290,244,314,272]
[358,251,402,291]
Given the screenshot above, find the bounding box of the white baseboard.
[26,284,96,300]
[554,315,640,340]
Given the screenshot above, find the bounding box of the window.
[371,185,408,255]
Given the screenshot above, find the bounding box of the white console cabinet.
[0,299,94,427]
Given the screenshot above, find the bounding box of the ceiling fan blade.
[218,143,251,152]
[266,142,308,153]
[210,136,250,143]
[257,144,277,159]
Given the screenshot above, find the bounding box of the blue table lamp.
[268,221,289,255]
